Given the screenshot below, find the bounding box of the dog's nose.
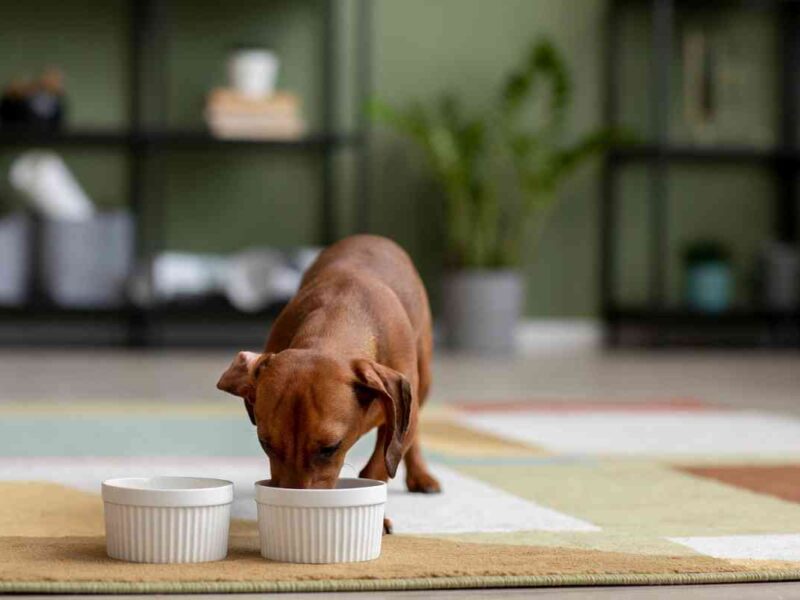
[274,472,314,489]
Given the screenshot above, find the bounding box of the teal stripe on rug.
[0,415,260,456]
[0,415,378,458]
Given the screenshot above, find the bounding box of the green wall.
[370,0,606,316]
[0,0,785,317]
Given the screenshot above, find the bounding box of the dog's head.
[216,349,412,489]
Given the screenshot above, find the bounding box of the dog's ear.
[217,351,273,425]
[351,359,413,478]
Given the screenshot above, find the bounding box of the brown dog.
[217,235,441,513]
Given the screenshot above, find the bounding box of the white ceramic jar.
[228,47,279,99]
[102,477,233,563]
[255,478,386,563]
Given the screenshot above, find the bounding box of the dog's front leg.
[358,425,393,534]
[359,424,389,481]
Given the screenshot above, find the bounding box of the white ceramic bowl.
[255,478,386,563]
[102,477,233,563]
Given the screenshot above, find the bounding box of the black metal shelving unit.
[602,0,800,347]
[0,0,373,347]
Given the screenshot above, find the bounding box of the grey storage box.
[40,210,134,308]
[0,212,32,306]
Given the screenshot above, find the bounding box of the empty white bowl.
[255,478,386,563]
[102,476,233,563]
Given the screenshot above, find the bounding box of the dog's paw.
[406,470,442,494]
[383,517,394,535]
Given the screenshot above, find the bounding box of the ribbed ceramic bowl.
[102,477,233,563]
[255,478,386,563]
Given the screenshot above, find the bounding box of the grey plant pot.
[0,212,31,306]
[40,210,134,308]
[442,269,523,355]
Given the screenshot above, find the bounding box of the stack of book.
[204,88,306,140]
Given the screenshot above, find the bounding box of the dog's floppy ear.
[352,359,413,478]
[217,351,273,425]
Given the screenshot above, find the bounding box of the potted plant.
[373,39,618,354]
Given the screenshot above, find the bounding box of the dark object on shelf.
[601,0,800,348]
[684,240,732,314]
[0,81,33,125]
[758,241,800,312]
[0,69,65,130]
[0,0,373,347]
[27,69,65,129]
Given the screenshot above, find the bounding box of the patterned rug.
[2,399,800,593]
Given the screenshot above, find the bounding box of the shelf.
[0,129,363,150]
[0,298,288,322]
[147,297,288,320]
[0,129,131,148]
[604,306,800,347]
[0,298,290,347]
[146,130,362,150]
[619,0,792,10]
[602,0,800,348]
[609,144,795,166]
[0,0,372,348]
[607,307,800,324]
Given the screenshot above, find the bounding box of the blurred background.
[2,7,800,596]
[0,0,798,352]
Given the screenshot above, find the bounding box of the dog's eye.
[318,442,341,459]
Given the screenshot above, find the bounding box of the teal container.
[686,261,732,313]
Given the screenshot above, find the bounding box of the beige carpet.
[0,483,779,593]
[4,401,800,593]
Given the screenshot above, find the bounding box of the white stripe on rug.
[458,410,800,456]
[669,534,800,561]
[0,457,598,535]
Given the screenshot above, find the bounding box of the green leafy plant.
[372,38,621,269]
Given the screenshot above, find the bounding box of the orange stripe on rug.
[454,398,715,413]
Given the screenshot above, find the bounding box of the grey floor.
[1,347,799,412]
[1,346,799,598]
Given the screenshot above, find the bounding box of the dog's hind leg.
[404,433,441,493]
[416,315,433,407]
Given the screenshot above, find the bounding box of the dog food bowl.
[102,477,233,563]
[255,478,386,563]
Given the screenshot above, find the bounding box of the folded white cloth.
[224,248,301,312]
[129,247,322,311]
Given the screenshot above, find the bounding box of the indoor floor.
[1,346,798,599]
